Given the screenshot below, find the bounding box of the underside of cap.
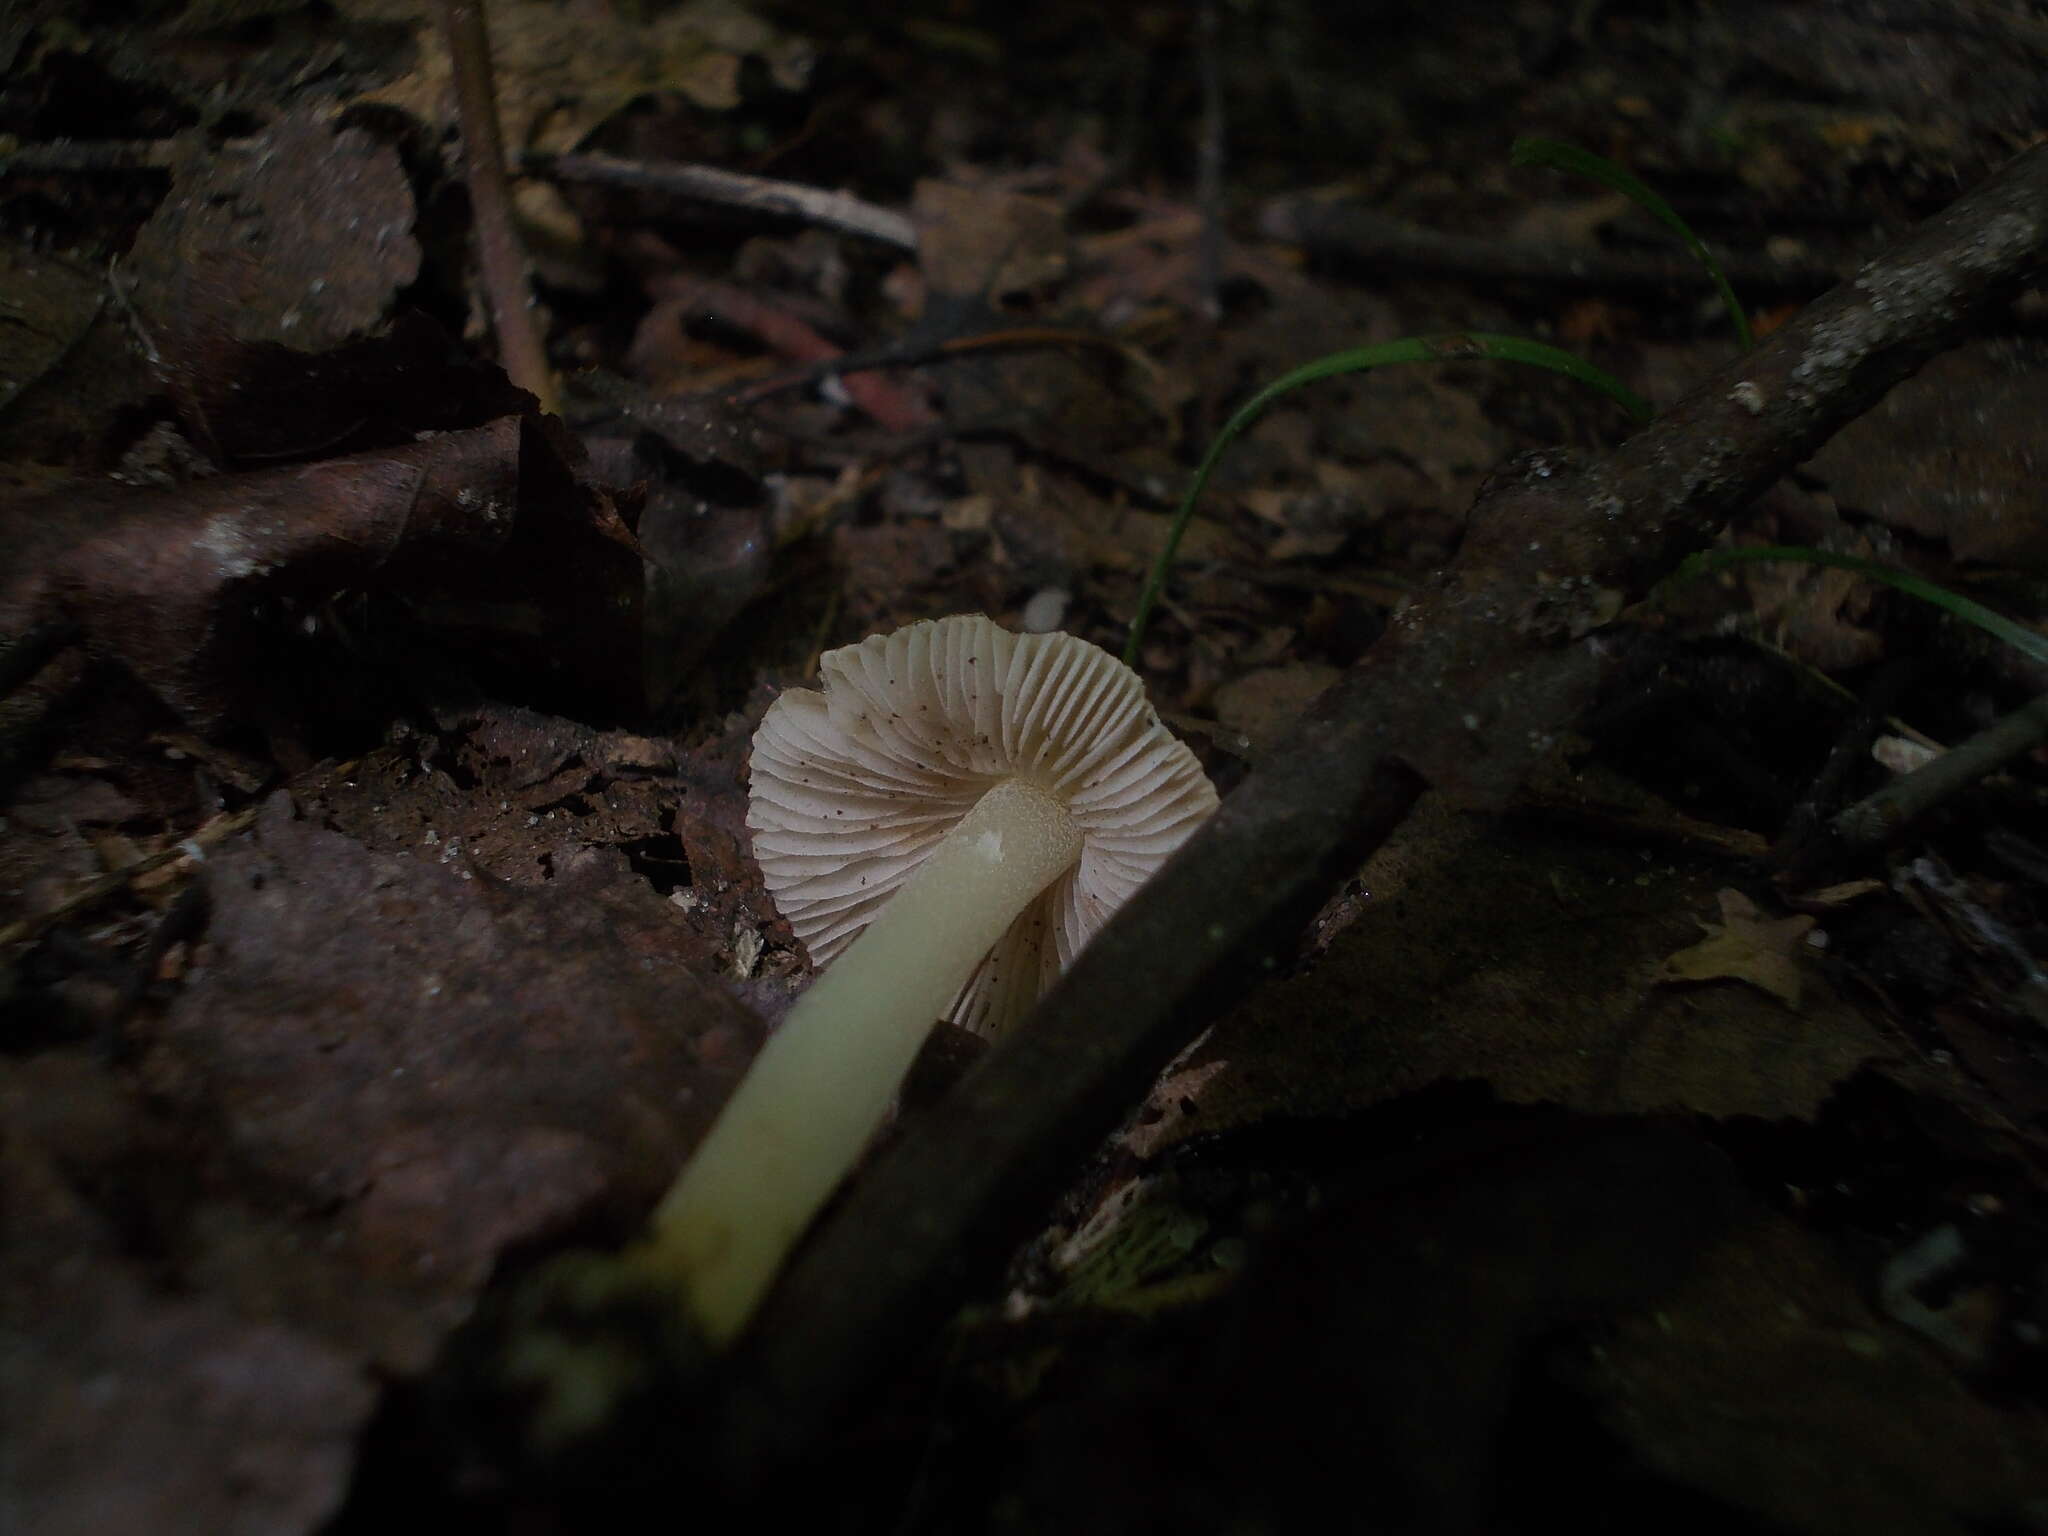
[747,614,1217,1035]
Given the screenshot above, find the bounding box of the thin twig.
[1827,690,2048,856]
[531,152,918,252]
[1193,0,1225,321]
[1259,198,1841,300]
[730,324,1138,406]
[1770,656,1927,862]
[432,0,559,415]
[0,805,259,951]
[0,746,370,951]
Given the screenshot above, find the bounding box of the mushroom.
[644,613,1217,1343]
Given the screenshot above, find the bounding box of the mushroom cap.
[747,614,1218,1035]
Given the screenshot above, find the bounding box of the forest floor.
[4,3,2048,1532]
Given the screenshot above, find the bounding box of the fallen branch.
[722,140,2048,1477]
[531,151,919,252]
[1260,197,1840,302]
[1825,691,2048,861]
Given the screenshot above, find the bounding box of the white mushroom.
[644,613,1217,1343]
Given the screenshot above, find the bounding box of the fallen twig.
[1193,0,1225,320]
[531,151,918,252]
[722,139,2048,1479]
[730,323,1140,407]
[0,804,259,952]
[638,275,934,431]
[1260,197,1841,301]
[1826,690,2048,859]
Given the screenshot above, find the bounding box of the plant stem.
[432,0,559,414]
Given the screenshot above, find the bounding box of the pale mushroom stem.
[642,777,1082,1344]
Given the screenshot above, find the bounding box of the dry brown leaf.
[1808,341,2048,565]
[1744,552,1885,673]
[126,113,419,363]
[349,0,810,152]
[0,244,103,418]
[1212,664,1344,760]
[152,794,770,1371]
[119,112,442,461]
[1041,495,1234,575]
[912,177,1069,299]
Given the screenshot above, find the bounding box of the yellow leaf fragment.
[1657,888,1816,1008]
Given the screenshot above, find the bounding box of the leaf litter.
[4,4,2048,1533]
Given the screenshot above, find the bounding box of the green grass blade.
[1123,333,1649,666]
[1511,135,1753,352]
[1681,545,2048,668]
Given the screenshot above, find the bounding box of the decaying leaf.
[1742,549,1885,673]
[121,112,431,461]
[149,794,769,1371]
[1808,339,2048,566]
[1658,887,1817,1007]
[349,0,812,153]
[0,243,103,418]
[0,1058,375,1536]
[1594,1213,2048,1531]
[1210,663,1343,760]
[912,177,1068,301]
